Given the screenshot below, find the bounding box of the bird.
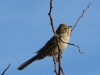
[18,24,72,70]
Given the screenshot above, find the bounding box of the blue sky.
[0,0,100,75]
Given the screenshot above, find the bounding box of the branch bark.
[1,64,11,75]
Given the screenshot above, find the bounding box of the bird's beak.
[68,26,72,28]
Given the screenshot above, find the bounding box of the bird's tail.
[18,54,39,70]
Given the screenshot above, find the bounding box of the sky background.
[0,0,100,75]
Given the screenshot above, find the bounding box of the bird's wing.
[37,36,59,55]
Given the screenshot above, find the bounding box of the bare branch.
[60,65,65,75]
[71,2,92,32]
[67,43,84,54]
[48,0,55,34]
[48,0,64,75]
[59,38,84,54]
[52,52,58,75]
[48,1,90,75]
[1,64,11,75]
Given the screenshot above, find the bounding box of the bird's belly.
[59,42,68,50]
[60,36,70,50]
[53,37,70,55]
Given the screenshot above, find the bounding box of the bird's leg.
[51,52,63,62]
[60,52,63,59]
[51,52,58,62]
[51,52,58,74]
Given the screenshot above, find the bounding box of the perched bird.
[18,24,72,70]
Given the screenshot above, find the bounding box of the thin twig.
[53,59,58,75]
[48,0,55,34]
[59,38,84,54]
[67,43,84,54]
[71,2,92,32]
[52,52,58,75]
[48,0,64,75]
[1,64,11,75]
[60,65,65,75]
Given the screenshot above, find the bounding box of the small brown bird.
[18,24,71,70]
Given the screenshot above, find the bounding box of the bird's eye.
[63,27,66,29]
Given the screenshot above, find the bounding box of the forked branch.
[48,0,64,75]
